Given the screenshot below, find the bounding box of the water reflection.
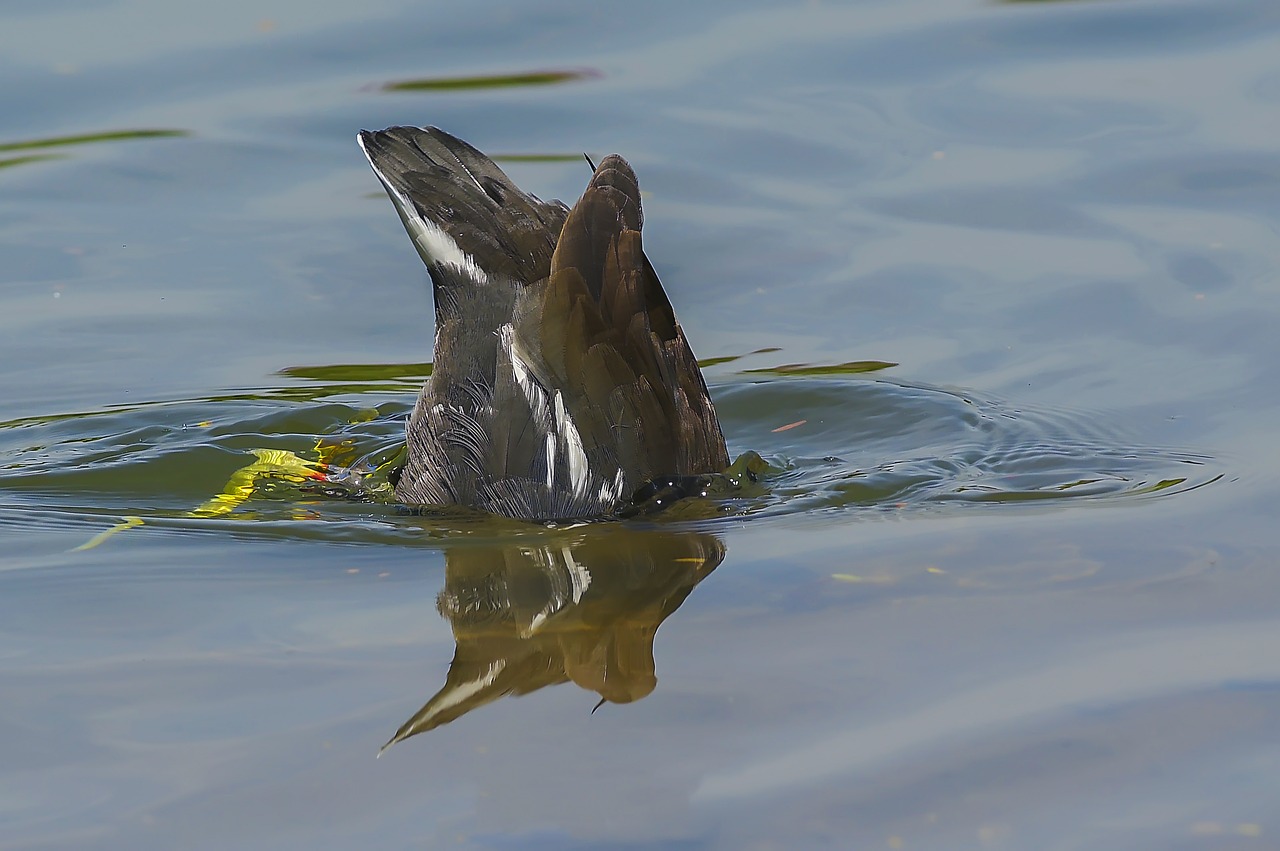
[384,526,724,750]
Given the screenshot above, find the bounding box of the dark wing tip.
[359,125,570,285]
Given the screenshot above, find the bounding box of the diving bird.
[358,126,728,520]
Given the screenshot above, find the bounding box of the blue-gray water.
[3,0,1279,848]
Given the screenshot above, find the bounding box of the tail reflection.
[384,526,725,750]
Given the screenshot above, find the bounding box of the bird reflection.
[383,525,724,750]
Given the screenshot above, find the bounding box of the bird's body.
[359,126,728,520]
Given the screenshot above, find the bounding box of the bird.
[358,126,728,521]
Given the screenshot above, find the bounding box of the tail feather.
[361,126,728,519]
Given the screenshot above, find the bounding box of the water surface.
[2,0,1278,848]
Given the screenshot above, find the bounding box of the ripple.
[0,372,1222,548]
[715,376,1221,518]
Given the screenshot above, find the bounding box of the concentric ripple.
[713,377,1220,519]
[0,365,1222,547]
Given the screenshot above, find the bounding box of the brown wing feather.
[529,154,729,484]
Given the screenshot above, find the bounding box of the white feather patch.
[598,468,625,505]
[358,132,488,284]
[500,323,596,502]
[553,390,589,499]
[545,433,556,489]
[502,324,550,425]
[409,217,489,284]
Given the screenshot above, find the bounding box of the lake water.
[3,0,1279,848]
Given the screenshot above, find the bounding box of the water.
[3,0,1278,848]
